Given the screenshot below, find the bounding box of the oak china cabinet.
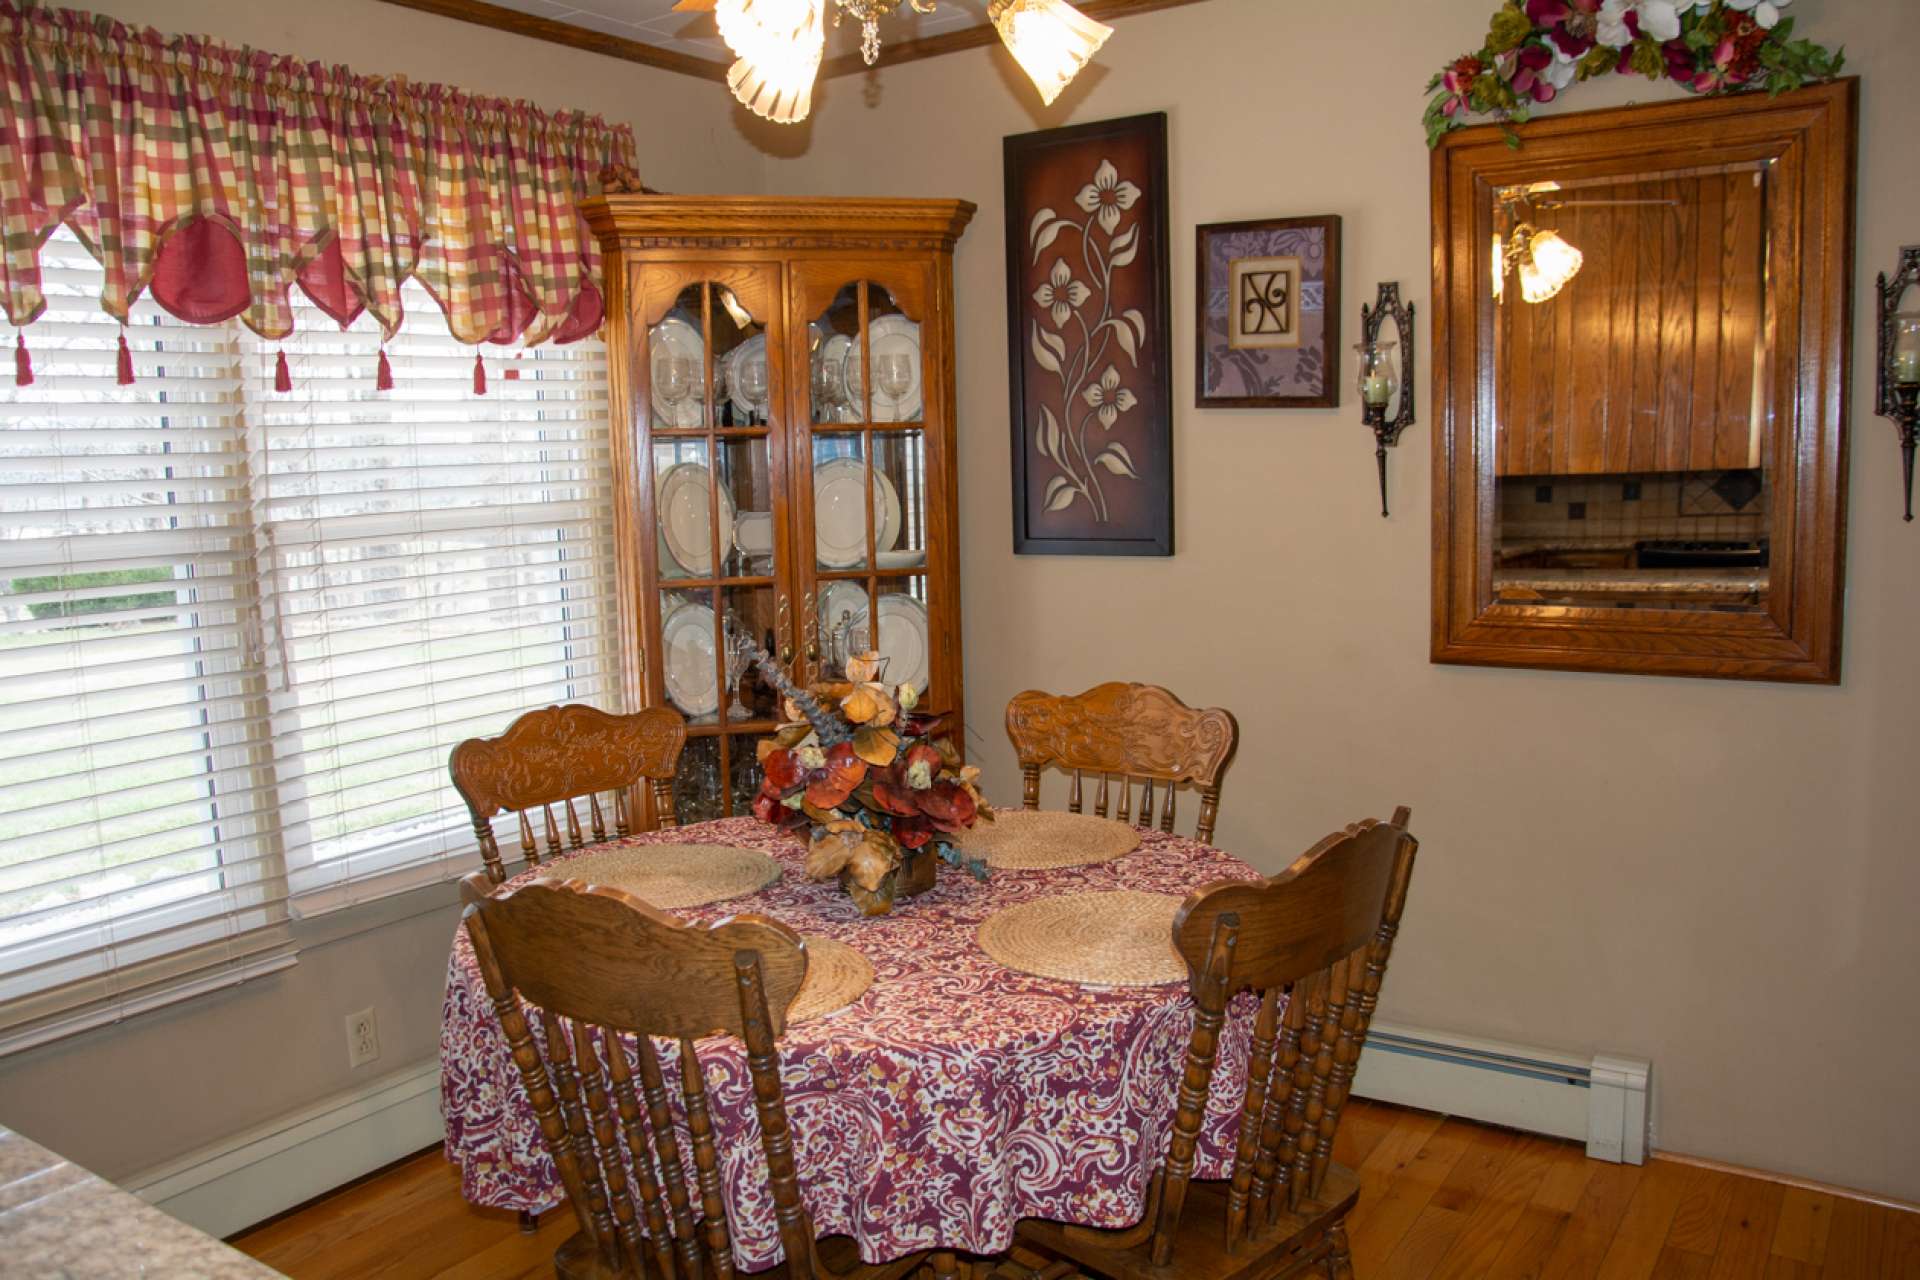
[581,194,977,827]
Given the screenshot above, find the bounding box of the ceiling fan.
[672,0,1112,123]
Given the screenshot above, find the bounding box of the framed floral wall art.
[1004,113,1173,556]
[1195,215,1342,409]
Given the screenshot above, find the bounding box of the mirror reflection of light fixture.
[1356,282,1417,518]
[695,0,1111,124]
[1874,244,1920,522]
[1497,207,1584,304]
[1517,227,1583,302]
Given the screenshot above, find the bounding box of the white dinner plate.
[816,588,928,694]
[818,581,869,649]
[725,332,770,423]
[656,462,735,577]
[648,315,704,429]
[812,457,901,569]
[875,594,931,694]
[661,602,719,716]
[733,509,774,558]
[841,314,923,422]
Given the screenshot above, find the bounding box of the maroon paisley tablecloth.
[440,816,1266,1271]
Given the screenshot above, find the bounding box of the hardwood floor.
[230,1100,1919,1279]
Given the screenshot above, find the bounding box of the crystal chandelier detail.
[698,0,1112,124]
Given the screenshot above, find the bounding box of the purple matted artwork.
[1196,215,1342,409]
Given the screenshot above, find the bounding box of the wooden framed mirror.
[1429,80,1856,683]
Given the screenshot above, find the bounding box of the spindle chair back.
[1005,683,1239,844]
[450,704,687,884]
[461,873,928,1280]
[1017,807,1419,1280]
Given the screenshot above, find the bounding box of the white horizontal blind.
[0,233,292,1046]
[244,283,616,908]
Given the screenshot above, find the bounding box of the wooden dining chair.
[462,873,932,1280]
[450,704,688,884]
[1015,807,1419,1280]
[1004,683,1239,844]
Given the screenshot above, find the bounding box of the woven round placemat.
[976,891,1188,987]
[788,937,874,1024]
[555,844,780,910]
[957,809,1142,870]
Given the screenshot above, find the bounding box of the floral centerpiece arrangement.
[740,640,990,916]
[1424,1,1844,147]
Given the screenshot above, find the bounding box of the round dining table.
[439,815,1267,1271]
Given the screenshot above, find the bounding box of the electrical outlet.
[346,1007,379,1070]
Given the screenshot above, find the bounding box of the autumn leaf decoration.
[740,640,990,916]
[1028,158,1150,523]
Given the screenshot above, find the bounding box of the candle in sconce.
[1895,350,1920,385]
[1362,373,1393,406]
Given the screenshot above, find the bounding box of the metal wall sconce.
[1355,282,1416,517]
[1876,245,1920,522]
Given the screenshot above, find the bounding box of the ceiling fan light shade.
[716,0,825,122]
[988,0,1112,107]
[728,50,818,123]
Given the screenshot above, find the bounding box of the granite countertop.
[0,1127,283,1279]
[1496,537,1641,555]
[1494,568,1767,598]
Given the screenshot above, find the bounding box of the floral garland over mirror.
[1424,0,1844,147]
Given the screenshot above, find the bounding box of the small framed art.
[1195,214,1342,409]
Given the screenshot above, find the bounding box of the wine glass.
[875,352,914,423]
[811,345,842,423]
[653,352,696,429]
[739,356,770,425]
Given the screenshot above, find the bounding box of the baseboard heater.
[126,1060,445,1239]
[1351,1020,1650,1163]
[125,1024,1650,1240]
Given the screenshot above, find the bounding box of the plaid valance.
[0,0,635,344]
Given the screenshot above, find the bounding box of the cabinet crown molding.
[581,196,978,249]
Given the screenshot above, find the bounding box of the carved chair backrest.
[450,704,688,884]
[1149,807,1418,1265]
[1005,682,1239,844]
[461,873,815,1280]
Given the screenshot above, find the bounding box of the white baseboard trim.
[124,1059,444,1239]
[1352,1020,1650,1164]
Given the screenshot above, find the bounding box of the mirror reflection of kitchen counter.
[1494,566,1767,606]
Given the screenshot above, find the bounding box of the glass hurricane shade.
[988,0,1113,107]
[717,0,825,124]
[1894,314,1920,386]
[1519,228,1583,304]
[1356,340,1397,409]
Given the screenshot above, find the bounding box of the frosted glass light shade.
[1520,228,1583,303]
[989,0,1112,107]
[716,0,825,124]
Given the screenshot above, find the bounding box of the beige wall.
[742,0,1920,1201]
[4,0,1916,1211]
[0,0,765,1181]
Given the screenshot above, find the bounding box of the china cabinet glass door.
[790,269,952,725]
[637,267,792,822]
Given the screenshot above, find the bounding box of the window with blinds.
[0,230,615,1047]
[246,288,614,906]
